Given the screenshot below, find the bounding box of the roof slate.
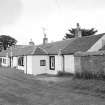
[0,33,104,57]
[38,38,75,54]
[62,34,104,54]
[0,46,47,57]
[39,33,104,55]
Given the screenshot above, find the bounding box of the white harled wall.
[88,35,105,52]
[64,55,75,73]
[13,57,18,67]
[1,54,76,75]
[31,55,63,75]
[32,55,48,75]
[12,56,30,74]
[26,56,32,74]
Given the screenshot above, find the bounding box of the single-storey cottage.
[0,32,105,75]
[0,24,105,75]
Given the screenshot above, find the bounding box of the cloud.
[0,0,23,27]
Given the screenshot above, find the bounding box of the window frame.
[3,58,6,64]
[18,56,24,66]
[49,56,55,70]
[40,60,46,66]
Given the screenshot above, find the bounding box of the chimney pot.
[43,34,48,45]
[75,23,82,38]
[29,39,35,46]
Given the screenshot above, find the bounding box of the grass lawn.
[0,67,105,105]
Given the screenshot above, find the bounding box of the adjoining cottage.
[0,24,105,75]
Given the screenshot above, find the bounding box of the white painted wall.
[13,57,18,68]
[17,65,24,71]
[31,55,63,75]
[32,55,49,75]
[12,56,30,74]
[88,35,105,52]
[26,56,32,74]
[11,55,64,75]
[64,55,75,73]
[55,55,63,71]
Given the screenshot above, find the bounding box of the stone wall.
[75,55,105,75]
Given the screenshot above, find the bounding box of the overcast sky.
[0,0,105,45]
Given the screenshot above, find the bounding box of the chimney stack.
[43,34,48,45]
[29,39,35,46]
[42,27,48,45]
[75,23,82,38]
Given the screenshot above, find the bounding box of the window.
[3,58,6,64]
[49,56,55,70]
[18,56,24,66]
[40,60,46,66]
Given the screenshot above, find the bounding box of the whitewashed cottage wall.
[88,35,105,52]
[32,55,48,75]
[13,57,18,67]
[64,55,75,73]
[26,56,33,74]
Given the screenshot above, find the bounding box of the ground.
[0,67,105,105]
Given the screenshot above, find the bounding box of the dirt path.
[35,76,73,82]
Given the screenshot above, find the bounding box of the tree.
[0,35,17,50]
[64,24,98,39]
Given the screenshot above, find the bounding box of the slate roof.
[0,46,47,57]
[38,38,75,55]
[62,34,104,54]
[0,33,104,57]
[39,33,104,55]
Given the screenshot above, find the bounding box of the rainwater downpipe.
[26,56,27,74]
[62,55,65,72]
